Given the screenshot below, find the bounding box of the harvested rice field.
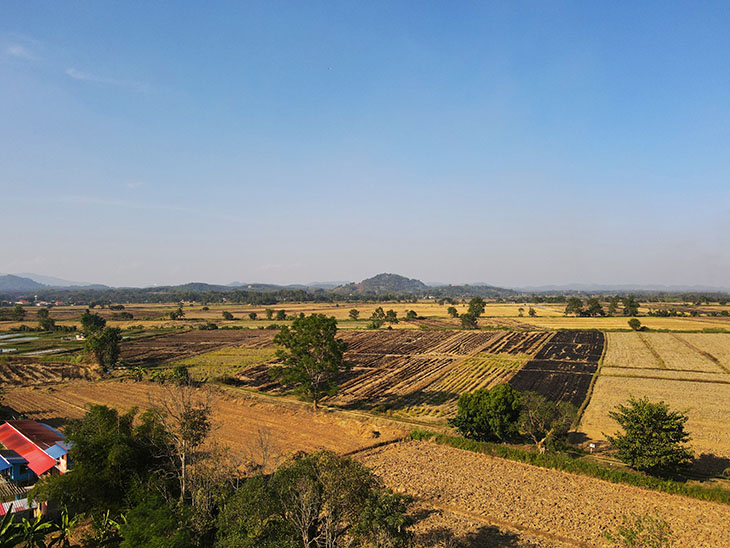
[358,440,730,547]
[580,332,730,459]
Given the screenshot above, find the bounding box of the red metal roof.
[0,421,58,476]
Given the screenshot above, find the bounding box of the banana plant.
[20,512,58,548]
[0,505,23,548]
[49,507,82,548]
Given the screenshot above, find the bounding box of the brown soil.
[358,440,730,548]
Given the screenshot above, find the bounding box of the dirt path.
[357,441,730,548]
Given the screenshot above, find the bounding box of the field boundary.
[573,330,608,429]
[671,333,730,373]
[637,332,666,368]
[408,430,730,505]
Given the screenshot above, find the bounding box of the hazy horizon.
[3,3,729,288]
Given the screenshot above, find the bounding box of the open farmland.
[580,331,730,460]
[359,440,730,547]
[508,330,604,407]
[236,330,604,419]
[1,380,407,468]
[119,328,275,366]
[0,357,98,386]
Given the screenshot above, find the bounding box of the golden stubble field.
[580,331,730,459]
[2,380,407,469]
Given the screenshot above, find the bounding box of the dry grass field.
[580,331,730,459]
[1,380,407,469]
[359,440,730,547]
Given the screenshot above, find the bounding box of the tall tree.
[518,392,576,453]
[622,296,640,316]
[11,304,25,321]
[85,327,122,367]
[270,314,348,410]
[564,297,584,316]
[606,397,694,476]
[467,297,486,317]
[81,309,106,334]
[348,309,360,320]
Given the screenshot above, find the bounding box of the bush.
[603,512,674,547]
[449,384,521,442]
[628,318,642,331]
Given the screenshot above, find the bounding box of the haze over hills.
[332,273,428,296]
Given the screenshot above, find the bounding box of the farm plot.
[358,440,730,547]
[0,357,98,386]
[120,329,275,366]
[580,332,730,459]
[2,381,407,468]
[237,330,553,420]
[509,330,604,407]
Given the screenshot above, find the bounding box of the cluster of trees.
[81,310,122,368]
[367,307,400,329]
[449,384,576,453]
[564,296,640,317]
[16,370,412,548]
[443,297,487,329]
[450,384,694,478]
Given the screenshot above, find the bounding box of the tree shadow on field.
[691,453,730,478]
[420,525,537,547]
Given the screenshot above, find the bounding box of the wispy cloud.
[5,44,37,61]
[65,67,149,92]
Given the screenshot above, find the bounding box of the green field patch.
[168,345,277,379]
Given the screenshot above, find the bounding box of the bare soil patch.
[358,440,730,547]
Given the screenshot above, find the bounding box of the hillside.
[0,274,47,292]
[333,273,428,296]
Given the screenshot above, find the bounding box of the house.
[0,420,70,480]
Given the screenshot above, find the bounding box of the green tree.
[265,308,274,320]
[564,297,584,316]
[604,512,674,548]
[606,397,694,476]
[38,313,56,331]
[467,297,486,317]
[275,310,287,321]
[216,452,412,548]
[405,309,418,320]
[623,296,640,316]
[348,309,360,320]
[85,327,122,367]
[37,308,50,320]
[518,392,576,453]
[248,311,257,320]
[628,318,642,331]
[607,296,620,316]
[222,311,234,320]
[449,384,522,442]
[11,304,25,321]
[169,306,185,320]
[385,309,398,323]
[460,313,478,329]
[447,306,459,318]
[270,314,348,410]
[528,306,537,317]
[120,495,193,548]
[81,309,106,334]
[585,297,604,317]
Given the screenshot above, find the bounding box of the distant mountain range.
[1,272,727,298]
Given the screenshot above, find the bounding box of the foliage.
[265,308,274,320]
[449,384,521,442]
[384,309,398,323]
[12,304,25,321]
[120,495,193,548]
[348,309,360,320]
[275,310,287,321]
[528,306,536,317]
[270,314,348,409]
[405,309,417,320]
[31,405,170,515]
[460,313,478,329]
[81,309,106,334]
[84,327,122,367]
[518,392,576,453]
[623,296,640,316]
[446,306,458,318]
[222,311,234,320]
[585,298,604,317]
[604,512,674,548]
[606,397,694,476]
[215,451,412,548]
[248,312,257,320]
[169,307,185,320]
[467,297,485,317]
[628,318,642,331]
[564,297,583,316]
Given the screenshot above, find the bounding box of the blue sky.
[2,2,729,287]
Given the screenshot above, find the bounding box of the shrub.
[449,384,521,442]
